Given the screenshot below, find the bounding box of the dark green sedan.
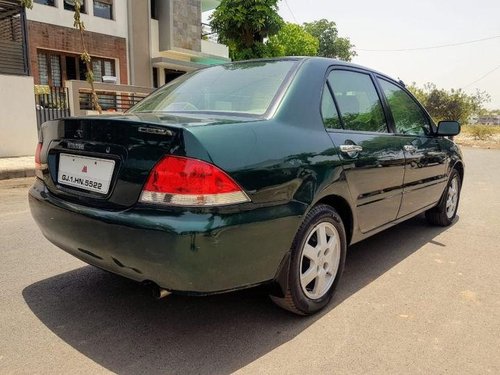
[29,57,463,315]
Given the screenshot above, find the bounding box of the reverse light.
[139,155,250,206]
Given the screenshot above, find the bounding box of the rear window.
[130,60,298,116]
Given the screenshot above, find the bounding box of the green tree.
[303,19,356,61]
[407,83,490,124]
[266,23,318,57]
[209,0,284,60]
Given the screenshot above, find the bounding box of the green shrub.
[469,125,494,140]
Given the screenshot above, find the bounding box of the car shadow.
[23,214,457,375]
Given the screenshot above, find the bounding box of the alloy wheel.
[446,176,459,219]
[299,222,341,300]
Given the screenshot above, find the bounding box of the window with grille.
[92,58,115,82]
[38,52,49,84]
[37,50,115,86]
[37,52,61,86]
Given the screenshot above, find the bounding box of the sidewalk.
[0,156,35,180]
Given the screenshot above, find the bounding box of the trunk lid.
[38,113,237,209]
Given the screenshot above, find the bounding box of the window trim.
[323,66,390,134]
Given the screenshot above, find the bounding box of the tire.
[270,204,347,315]
[426,168,461,226]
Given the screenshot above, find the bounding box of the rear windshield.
[130,60,298,116]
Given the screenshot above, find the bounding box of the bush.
[469,125,494,140]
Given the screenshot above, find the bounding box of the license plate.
[58,153,115,194]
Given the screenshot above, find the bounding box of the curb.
[0,168,36,181]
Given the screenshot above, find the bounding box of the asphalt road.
[0,147,499,375]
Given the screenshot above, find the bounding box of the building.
[0,0,37,157]
[474,116,500,126]
[0,0,229,157]
[26,0,229,89]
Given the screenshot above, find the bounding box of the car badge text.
[67,141,85,150]
[138,127,172,136]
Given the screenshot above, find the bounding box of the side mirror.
[437,121,460,136]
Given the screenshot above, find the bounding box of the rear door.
[324,68,406,233]
[376,78,448,217]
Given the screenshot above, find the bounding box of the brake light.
[35,142,43,169]
[139,155,250,206]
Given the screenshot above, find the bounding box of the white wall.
[201,39,229,58]
[26,0,128,39]
[0,75,38,157]
[150,19,160,57]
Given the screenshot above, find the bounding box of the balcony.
[150,18,229,73]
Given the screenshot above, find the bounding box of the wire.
[282,0,298,23]
[358,35,500,52]
[463,64,500,89]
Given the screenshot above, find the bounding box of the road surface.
[0,147,499,374]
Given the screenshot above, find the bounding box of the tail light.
[139,155,250,206]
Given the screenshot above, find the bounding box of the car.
[29,57,463,315]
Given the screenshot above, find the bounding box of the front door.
[376,78,448,217]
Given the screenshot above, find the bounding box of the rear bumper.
[29,178,303,293]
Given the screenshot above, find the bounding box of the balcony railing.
[65,80,154,116]
[79,90,148,112]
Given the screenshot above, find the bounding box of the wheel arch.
[270,193,354,299]
[315,194,354,246]
[452,160,464,185]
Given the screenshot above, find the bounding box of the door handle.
[403,145,417,153]
[340,144,363,157]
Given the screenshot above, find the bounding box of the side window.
[328,70,387,132]
[321,84,342,129]
[378,79,430,135]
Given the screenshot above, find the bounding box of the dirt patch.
[454,133,500,149]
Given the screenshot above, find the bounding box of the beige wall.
[27,0,128,39]
[0,75,38,157]
[127,0,152,87]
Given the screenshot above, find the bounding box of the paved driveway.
[0,147,499,374]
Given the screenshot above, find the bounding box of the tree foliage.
[266,23,318,57]
[209,0,283,60]
[303,19,356,61]
[407,83,490,124]
[210,2,356,61]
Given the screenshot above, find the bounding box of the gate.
[35,86,71,129]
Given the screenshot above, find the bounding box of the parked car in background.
[29,57,463,315]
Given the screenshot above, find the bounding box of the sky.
[276,0,500,109]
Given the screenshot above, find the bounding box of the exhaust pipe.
[154,288,171,299]
[145,282,171,299]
